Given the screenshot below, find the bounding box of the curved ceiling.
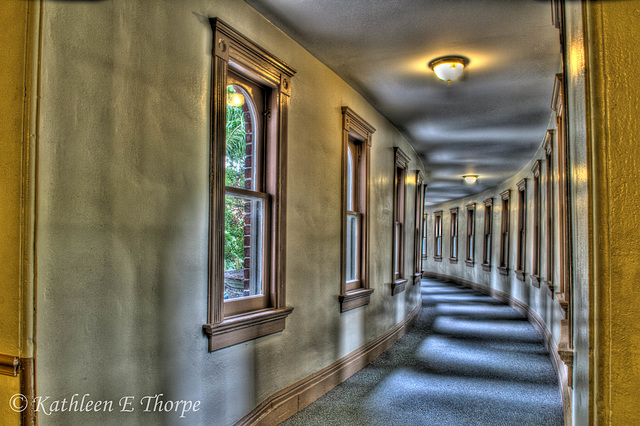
[245,0,561,204]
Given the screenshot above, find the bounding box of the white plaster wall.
[35,1,424,425]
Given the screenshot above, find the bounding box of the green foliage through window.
[225,85,248,271]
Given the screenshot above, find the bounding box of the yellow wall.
[0,0,30,424]
[584,1,640,424]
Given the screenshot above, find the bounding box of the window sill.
[203,307,294,352]
[558,319,574,387]
[481,263,491,272]
[413,272,422,284]
[556,292,569,318]
[545,279,555,294]
[515,270,526,281]
[339,288,374,313]
[449,258,458,264]
[434,256,442,262]
[465,260,474,267]
[498,266,509,276]
[530,274,541,288]
[391,278,408,295]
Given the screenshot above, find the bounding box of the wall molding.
[235,304,421,425]
[0,353,19,376]
[422,271,571,425]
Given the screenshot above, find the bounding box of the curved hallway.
[283,277,563,425]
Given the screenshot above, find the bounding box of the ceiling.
[245,0,561,205]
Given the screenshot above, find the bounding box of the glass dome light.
[428,56,469,84]
[463,175,478,184]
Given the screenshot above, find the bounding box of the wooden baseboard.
[235,304,421,425]
[422,271,571,424]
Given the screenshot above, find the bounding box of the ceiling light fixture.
[463,175,478,184]
[428,56,469,84]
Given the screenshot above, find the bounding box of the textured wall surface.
[0,1,30,424]
[584,1,640,424]
[35,0,424,425]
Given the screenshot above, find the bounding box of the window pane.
[346,146,354,211]
[346,213,359,282]
[394,222,401,274]
[226,84,256,191]
[224,194,263,299]
[452,236,457,258]
[485,235,491,261]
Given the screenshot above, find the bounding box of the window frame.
[391,147,410,295]
[552,73,571,317]
[421,213,428,270]
[204,18,295,352]
[543,130,555,292]
[531,160,542,287]
[339,107,375,312]
[413,172,426,280]
[433,211,443,262]
[498,190,510,275]
[449,207,459,264]
[481,198,493,271]
[515,178,527,281]
[465,203,476,266]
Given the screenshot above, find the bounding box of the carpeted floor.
[282,277,564,425]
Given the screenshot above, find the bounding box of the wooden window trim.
[498,190,510,275]
[531,161,542,287]
[449,207,458,264]
[515,179,527,281]
[552,73,571,317]
[433,211,443,262]
[204,18,295,351]
[413,172,425,281]
[340,107,375,312]
[465,203,476,267]
[481,198,493,271]
[391,147,410,295]
[543,130,555,293]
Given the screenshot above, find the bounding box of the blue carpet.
[281,278,564,425]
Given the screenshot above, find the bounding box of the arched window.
[205,18,295,352]
[345,143,359,283]
[223,76,265,308]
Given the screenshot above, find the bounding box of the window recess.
[391,147,410,295]
[339,107,375,312]
[204,18,295,351]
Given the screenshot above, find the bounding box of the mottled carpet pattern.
[282,278,563,426]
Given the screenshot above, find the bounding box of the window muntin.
[339,107,375,312]
[515,179,527,281]
[434,211,443,261]
[449,208,458,263]
[498,190,510,275]
[482,198,493,271]
[205,18,295,352]
[465,203,475,266]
